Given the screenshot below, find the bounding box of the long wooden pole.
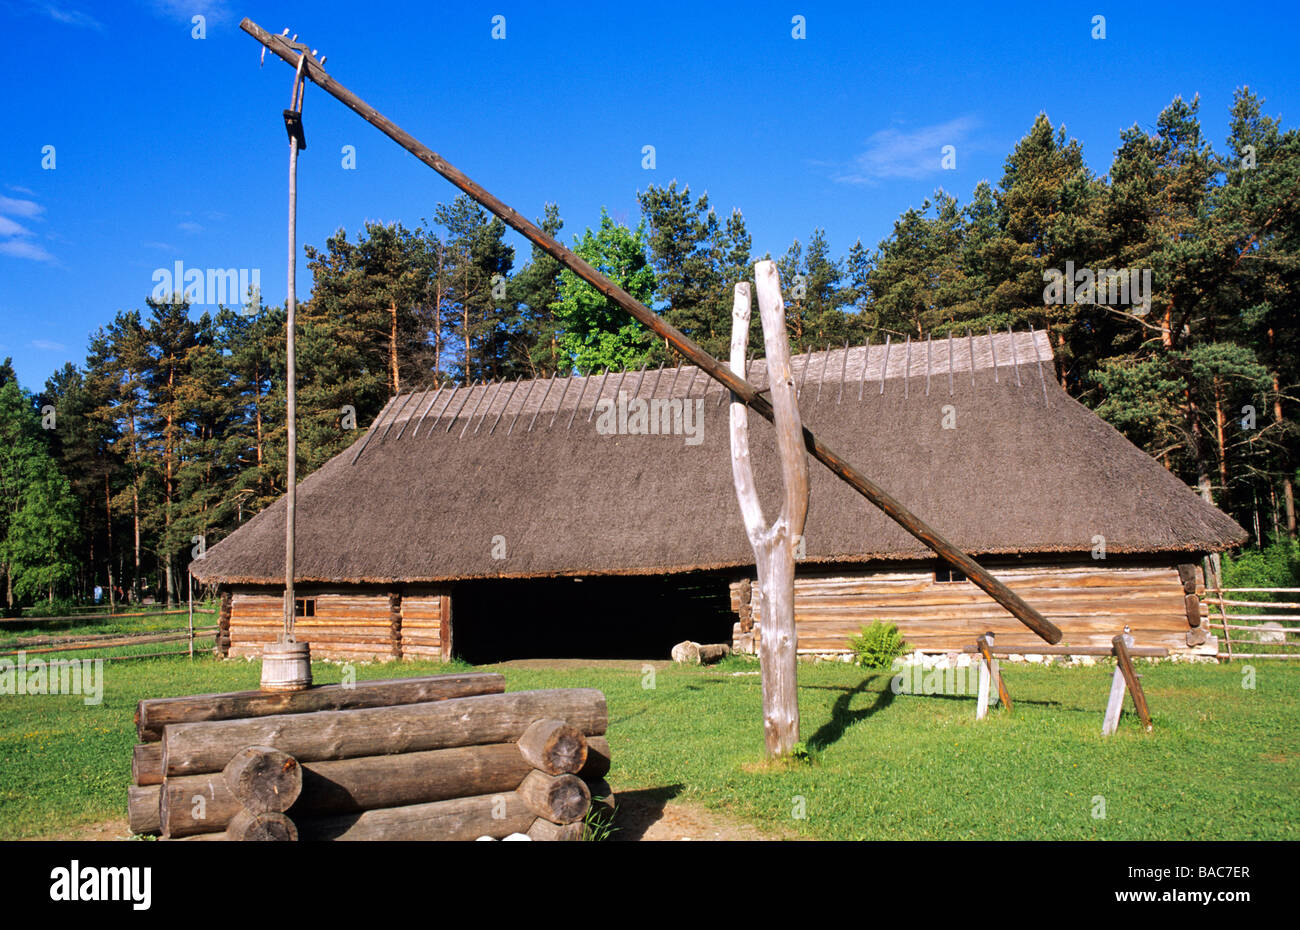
[239,18,1061,645]
[283,51,304,643]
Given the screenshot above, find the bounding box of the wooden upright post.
[1112,632,1153,731]
[728,267,810,757]
[976,632,1011,715]
[1103,631,1153,735]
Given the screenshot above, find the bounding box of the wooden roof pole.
[239,18,1061,645]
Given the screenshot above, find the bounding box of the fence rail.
[2,607,215,625]
[1200,584,1300,660]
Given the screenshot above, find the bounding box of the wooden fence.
[1200,586,1300,659]
[0,606,218,662]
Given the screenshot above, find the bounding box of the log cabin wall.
[399,586,451,660]
[226,585,452,662]
[732,561,1211,656]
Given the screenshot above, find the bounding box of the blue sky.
[2,0,1297,390]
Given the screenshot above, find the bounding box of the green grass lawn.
[0,651,1296,840]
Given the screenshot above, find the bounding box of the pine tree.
[638,182,732,360]
[433,197,516,380]
[512,203,567,376]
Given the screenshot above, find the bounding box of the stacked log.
[127,672,506,837]
[125,674,612,841]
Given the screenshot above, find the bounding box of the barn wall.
[732,562,1209,656]
[400,586,450,659]
[226,585,452,662]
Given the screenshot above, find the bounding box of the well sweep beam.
[238,18,1061,645]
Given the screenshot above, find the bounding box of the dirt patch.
[32,818,136,841]
[41,797,780,843]
[490,658,669,672]
[611,787,783,841]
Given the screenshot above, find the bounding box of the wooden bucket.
[260,640,313,692]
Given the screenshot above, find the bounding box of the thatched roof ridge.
[355,329,1056,452]
[192,330,1246,585]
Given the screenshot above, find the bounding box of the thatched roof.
[192,330,1246,585]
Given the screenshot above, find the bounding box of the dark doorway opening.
[451,572,737,663]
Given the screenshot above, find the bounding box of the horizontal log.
[160,774,242,838]
[518,770,590,825]
[223,745,302,813]
[296,743,533,816]
[227,631,394,644]
[133,742,163,786]
[127,785,160,835]
[226,643,396,661]
[822,620,1188,634]
[527,818,583,841]
[162,689,608,776]
[958,643,1169,657]
[136,672,504,741]
[298,791,534,841]
[159,743,533,837]
[517,718,587,775]
[227,808,297,841]
[792,588,1185,610]
[162,829,228,841]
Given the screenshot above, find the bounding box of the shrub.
[22,596,79,618]
[1222,541,1300,606]
[848,620,909,669]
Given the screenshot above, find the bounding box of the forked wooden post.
[975,633,1012,716]
[975,633,1005,719]
[1104,631,1153,734]
[729,266,810,757]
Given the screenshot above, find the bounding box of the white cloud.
[0,196,43,218]
[37,3,104,30]
[0,190,54,262]
[833,117,980,185]
[0,240,55,262]
[0,216,31,238]
[178,221,204,233]
[31,339,67,351]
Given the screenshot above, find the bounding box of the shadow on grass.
[610,784,685,841]
[805,674,895,752]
